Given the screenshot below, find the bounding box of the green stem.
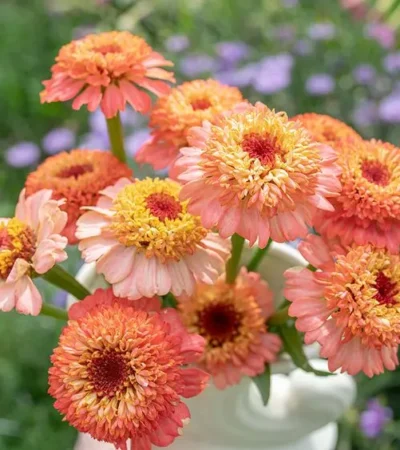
[226,234,245,284]
[40,303,69,321]
[106,113,127,163]
[307,263,317,272]
[268,305,290,326]
[162,293,178,308]
[246,239,273,272]
[41,265,91,300]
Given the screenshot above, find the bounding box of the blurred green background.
[1,0,400,448]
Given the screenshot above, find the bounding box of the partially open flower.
[314,139,400,253]
[40,31,175,118]
[25,149,132,244]
[0,190,67,315]
[178,268,281,389]
[285,234,400,377]
[49,288,209,450]
[76,177,230,299]
[136,79,244,171]
[177,102,342,246]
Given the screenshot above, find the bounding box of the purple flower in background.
[52,290,67,308]
[383,52,400,74]
[216,63,259,87]
[353,64,376,85]
[305,74,335,95]
[89,108,139,135]
[360,399,392,439]
[165,34,190,53]
[180,54,218,77]
[293,39,313,56]
[253,54,294,94]
[366,23,395,49]
[5,141,40,168]
[352,100,378,127]
[215,41,250,66]
[126,129,151,157]
[307,23,336,40]
[379,92,400,123]
[42,127,75,155]
[79,132,109,150]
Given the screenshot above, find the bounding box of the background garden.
[1,0,400,448]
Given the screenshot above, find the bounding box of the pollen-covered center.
[0,218,36,279]
[191,98,212,111]
[374,272,398,306]
[361,160,390,186]
[110,178,207,261]
[57,164,94,179]
[242,132,280,166]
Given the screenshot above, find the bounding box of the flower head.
[176,102,341,246]
[25,149,132,244]
[360,399,393,438]
[136,79,244,171]
[178,268,281,389]
[314,139,400,253]
[291,113,361,149]
[76,177,230,299]
[285,234,400,377]
[40,31,175,118]
[49,288,209,450]
[6,142,40,168]
[305,74,335,95]
[0,190,67,315]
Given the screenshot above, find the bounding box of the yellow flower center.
[0,218,36,279]
[109,178,207,262]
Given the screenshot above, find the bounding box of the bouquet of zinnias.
[2,30,400,450]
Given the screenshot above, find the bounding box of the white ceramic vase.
[68,243,356,450]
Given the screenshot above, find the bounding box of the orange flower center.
[146,193,182,221]
[191,98,212,110]
[242,132,279,166]
[374,272,398,306]
[93,43,122,55]
[361,160,390,186]
[57,163,94,179]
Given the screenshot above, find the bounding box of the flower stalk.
[226,234,245,284]
[247,239,273,272]
[40,303,69,321]
[41,264,91,300]
[106,113,127,163]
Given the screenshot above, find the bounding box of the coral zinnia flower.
[178,268,282,389]
[76,177,230,299]
[49,288,209,450]
[291,113,362,150]
[285,234,400,377]
[136,79,245,171]
[176,102,342,246]
[314,139,400,253]
[0,190,67,315]
[25,149,132,245]
[40,31,174,118]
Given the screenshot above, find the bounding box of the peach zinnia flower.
[176,102,342,246]
[76,177,230,299]
[314,139,400,253]
[285,234,400,377]
[49,288,209,450]
[0,190,67,315]
[25,149,132,244]
[291,113,362,150]
[136,79,245,171]
[40,31,174,118]
[179,268,281,389]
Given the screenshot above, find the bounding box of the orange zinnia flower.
[40,31,175,118]
[25,149,132,244]
[136,79,245,170]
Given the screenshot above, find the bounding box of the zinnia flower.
[178,268,281,389]
[314,139,400,253]
[285,234,400,377]
[40,31,175,118]
[0,190,67,315]
[176,102,342,246]
[25,149,132,244]
[136,79,244,171]
[291,113,362,150]
[49,288,209,450]
[76,177,230,299]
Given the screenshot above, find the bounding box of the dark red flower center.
[88,350,128,396]
[0,228,12,250]
[191,98,212,111]
[197,303,241,347]
[93,44,122,55]
[57,164,94,179]
[242,132,279,166]
[361,160,390,186]
[374,272,398,306]
[146,193,182,221]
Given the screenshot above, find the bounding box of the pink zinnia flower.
[40,31,175,119]
[0,190,68,315]
[176,102,341,247]
[49,288,209,450]
[179,268,282,389]
[285,234,400,377]
[76,177,230,299]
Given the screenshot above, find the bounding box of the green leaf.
[383,0,400,20]
[252,364,271,406]
[278,323,333,377]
